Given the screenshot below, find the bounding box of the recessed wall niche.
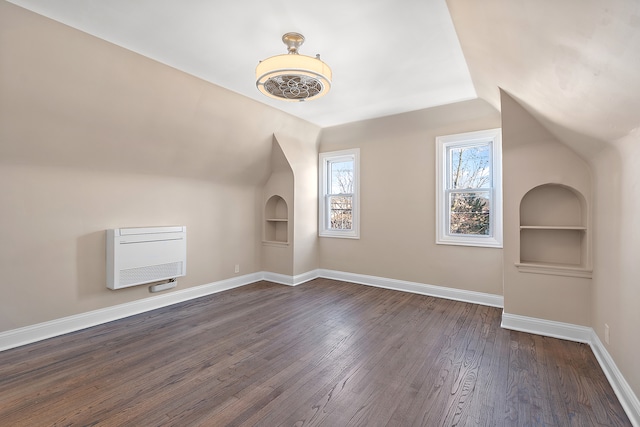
[516,183,591,278]
[264,195,289,244]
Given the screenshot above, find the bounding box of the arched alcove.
[264,195,289,244]
[517,183,591,277]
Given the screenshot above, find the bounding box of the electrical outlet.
[604,324,610,344]
[234,264,240,274]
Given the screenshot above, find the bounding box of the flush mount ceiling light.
[256,32,332,102]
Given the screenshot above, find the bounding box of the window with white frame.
[436,129,502,248]
[319,149,360,238]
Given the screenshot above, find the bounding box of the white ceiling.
[6,0,477,128]
[449,0,640,156]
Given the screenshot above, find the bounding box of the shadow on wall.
[501,90,609,158]
[76,230,107,298]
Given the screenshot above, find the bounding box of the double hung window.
[436,129,502,248]
[319,149,360,238]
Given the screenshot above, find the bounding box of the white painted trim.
[263,269,320,287]
[294,269,321,286]
[500,312,592,343]
[501,312,639,426]
[0,272,262,352]
[318,148,360,239]
[0,269,502,352]
[435,128,503,248]
[262,271,295,286]
[264,269,504,308]
[318,269,504,308]
[590,330,640,427]
[515,262,593,279]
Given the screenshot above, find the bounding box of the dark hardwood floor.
[0,279,631,426]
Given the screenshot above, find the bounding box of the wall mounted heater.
[106,226,187,290]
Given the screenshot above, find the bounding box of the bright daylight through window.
[319,149,360,238]
[436,129,502,248]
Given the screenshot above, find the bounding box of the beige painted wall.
[591,131,640,401]
[0,165,259,330]
[448,0,640,408]
[501,91,592,326]
[3,1,639,404]
[262,139,295,275]
[318,99,503,295]
[0,2,320,332]
[274,133,320,276]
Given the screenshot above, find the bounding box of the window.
[436,129,502,248]
[319,149,360,238]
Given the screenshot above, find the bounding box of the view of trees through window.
[329,160,354,230]
[448,144,491,235]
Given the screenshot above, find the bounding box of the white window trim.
[435,128,502,248]
[319,148,360,239]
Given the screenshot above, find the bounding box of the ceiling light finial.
[256,32,332,102]
[283,32,304,54]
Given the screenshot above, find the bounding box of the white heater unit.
[106,226,187,290]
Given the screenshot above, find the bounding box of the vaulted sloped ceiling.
[5,0,640,159]
[4,0,477,128]
[447,0,640,157]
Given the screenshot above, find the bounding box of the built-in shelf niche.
[264,195,289,245]
[516,183,591,278]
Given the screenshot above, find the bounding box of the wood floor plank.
[0,279,631,426]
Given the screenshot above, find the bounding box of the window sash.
[446,142,493,190]
[436,129,502,248]
[319,149,360,239]
[326,194,353,231]
[447,189,492,236]
[328,160,354,195]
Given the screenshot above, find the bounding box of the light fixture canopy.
[256,32,332,102]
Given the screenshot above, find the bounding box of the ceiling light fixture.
[256,32,332,102]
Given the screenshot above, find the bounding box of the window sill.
[515,262,592,279]
[436,236,502,248]
[262,240,289,247]
[319,231,360,239]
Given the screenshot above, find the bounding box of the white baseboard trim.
[500,312,592,343]
[1,269,502,352]
[318,269,504,308]
[2,269,637,426]
[501,312,639,426]
[263,269,320,287]
[590,330,640,427]
[0,272,262,352]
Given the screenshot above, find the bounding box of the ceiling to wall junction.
[5,0,477,128]
[6,0,640,159]
[447,0,640,157]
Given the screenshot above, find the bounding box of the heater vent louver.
[106,226,186,290]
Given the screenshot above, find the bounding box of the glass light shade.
[256,54,332,102]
